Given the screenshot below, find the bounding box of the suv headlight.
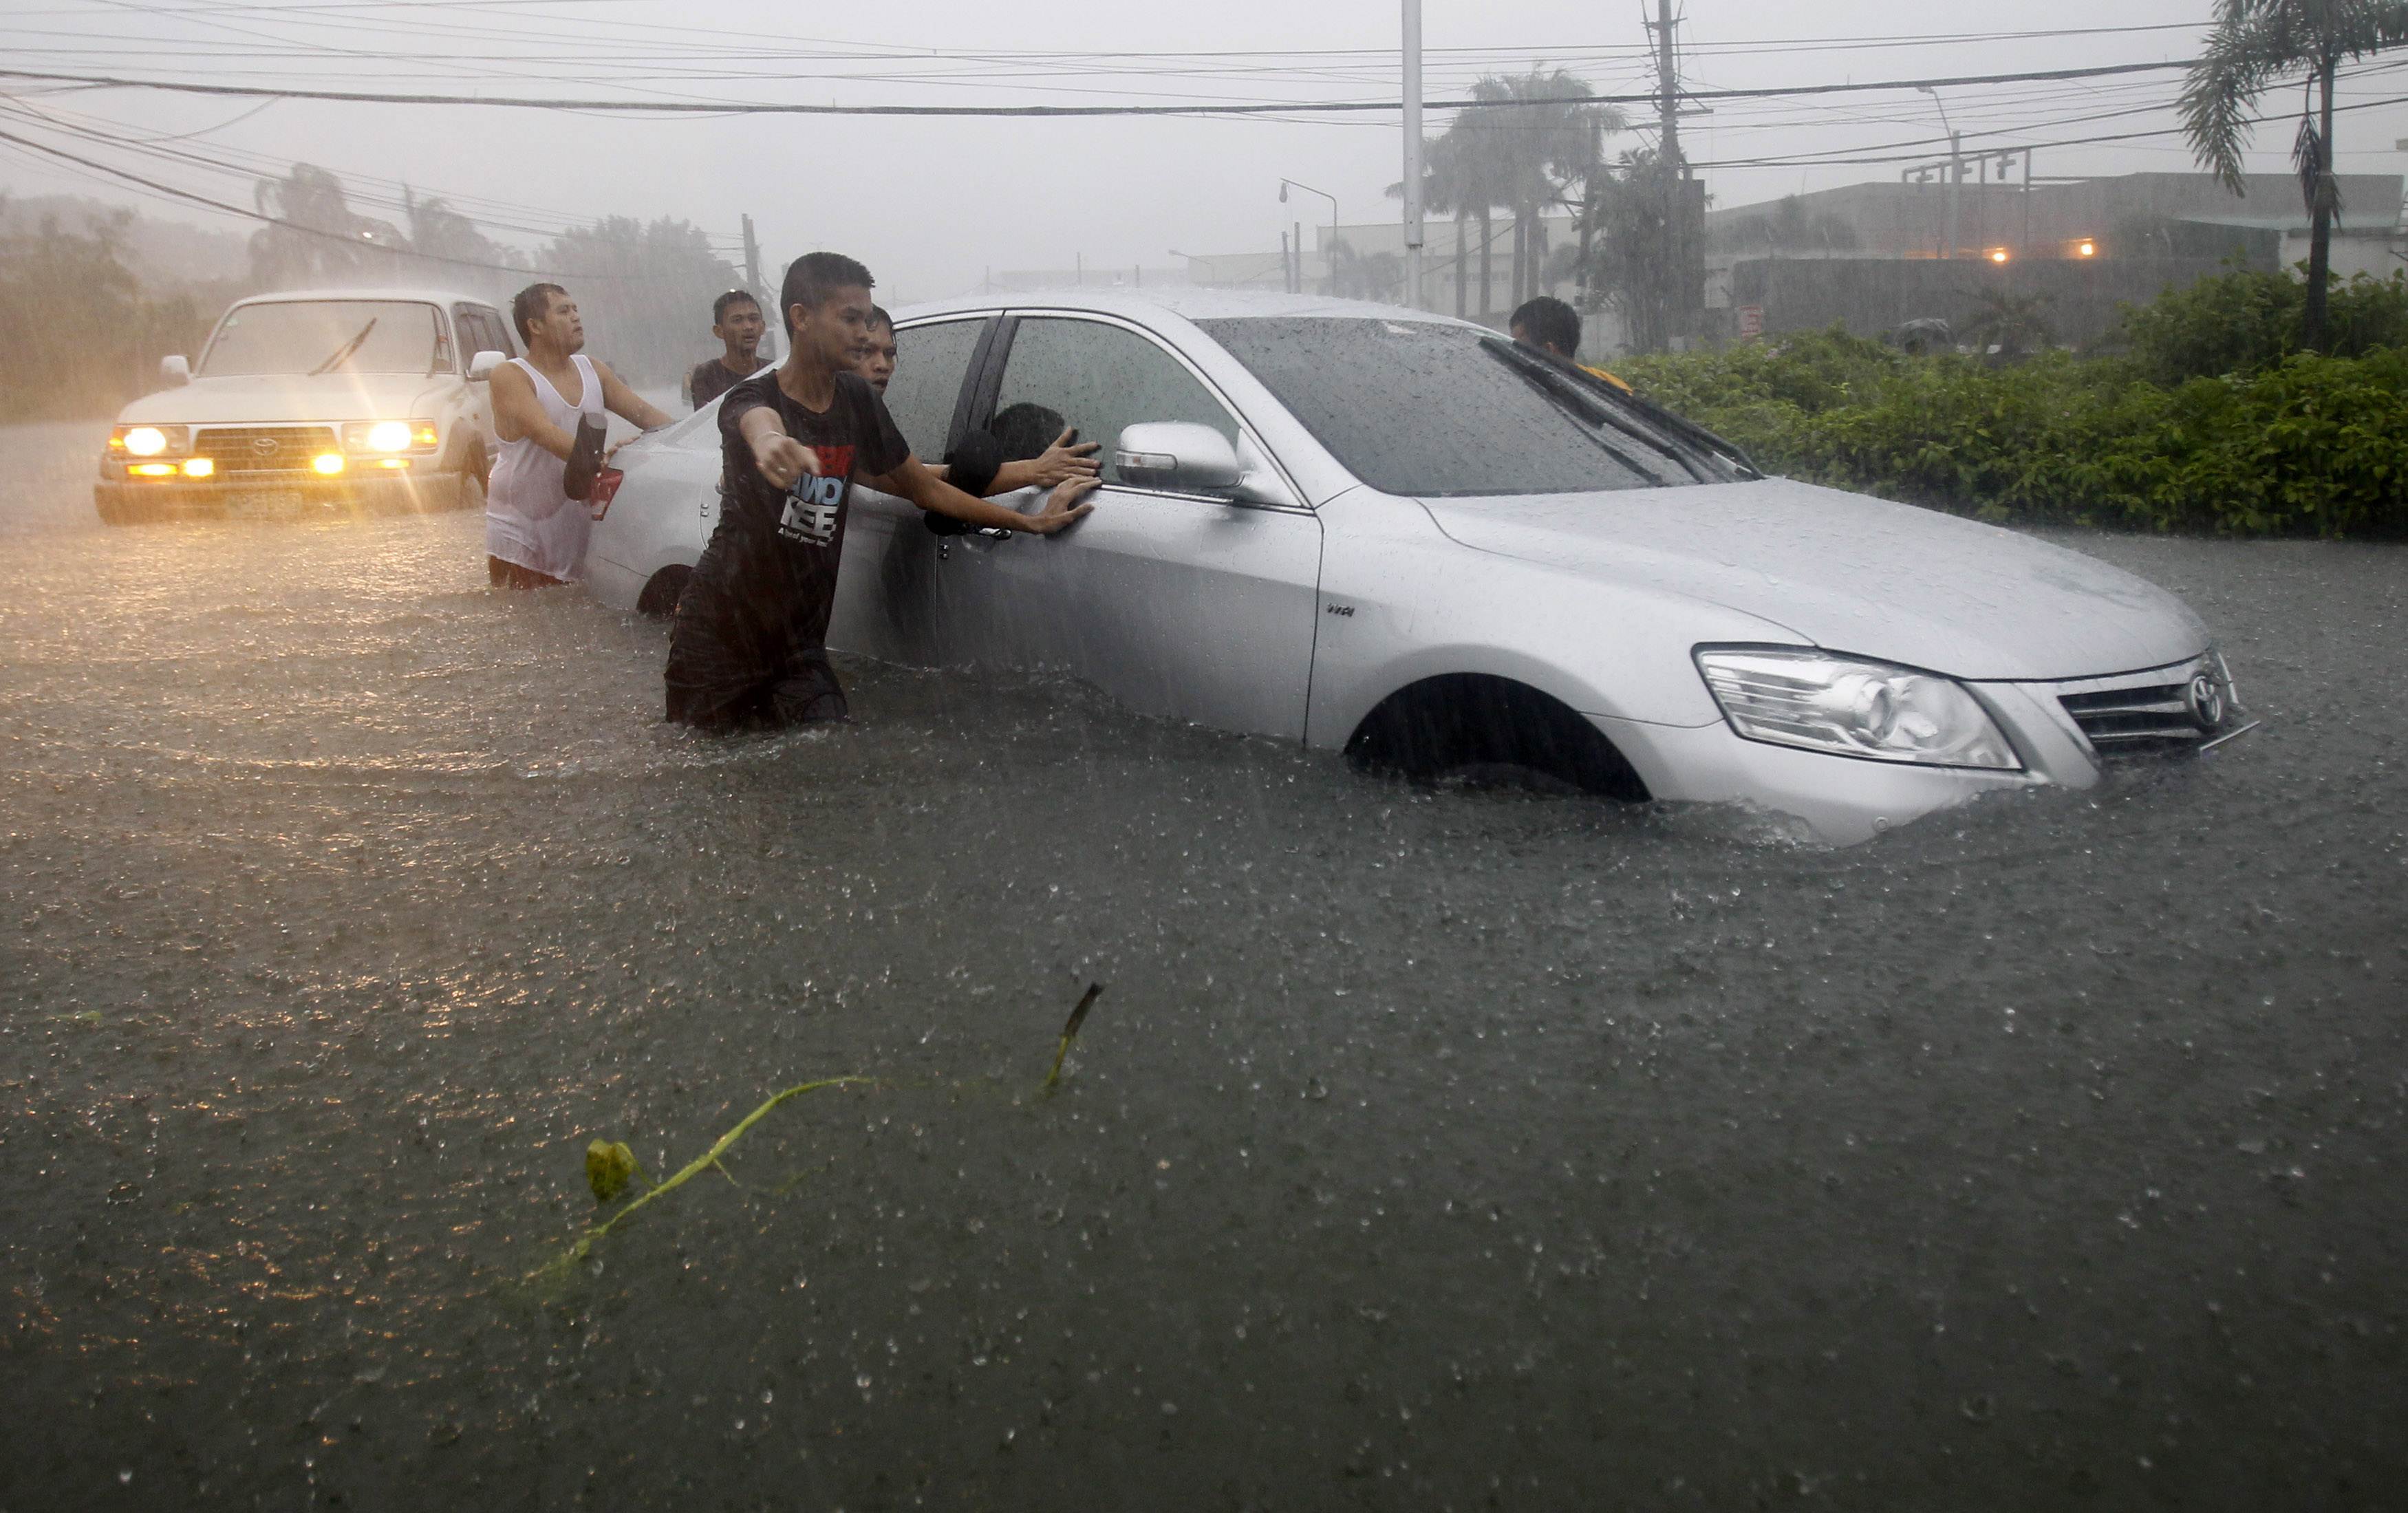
[112,424,189,457]
[343,419,440,453]
[1695,647,2020,771]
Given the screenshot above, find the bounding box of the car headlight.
[1695,647,2021,770]
[114,424,187,457]
[343,419,439,453]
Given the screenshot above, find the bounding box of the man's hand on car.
[1026,428,1101,488]
[1022,475,1100,534]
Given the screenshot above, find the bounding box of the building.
[1702,171,2407,348]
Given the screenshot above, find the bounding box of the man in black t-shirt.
[664,253,1097,731]
[687,289,766,411]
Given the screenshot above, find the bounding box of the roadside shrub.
[1628,340,2408,538]
[2116,264,2408,384]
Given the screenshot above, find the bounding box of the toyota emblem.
[251,436,279,457]
[2185,673,2226,731]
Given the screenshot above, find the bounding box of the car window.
[882,319,985,460]
[993,317,1238,489]
[453,304,505,362]
[1199,317,1729,497]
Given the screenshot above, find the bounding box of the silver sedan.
[584,290,2250,844]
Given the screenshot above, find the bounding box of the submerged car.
[584,291,2252,844]
[96,288,514,523]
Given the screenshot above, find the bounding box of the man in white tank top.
[486,283,674,588]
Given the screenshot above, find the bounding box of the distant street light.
[1279,179,1339,294]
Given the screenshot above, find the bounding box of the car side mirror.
[468,350,506,382]
[159,354,191,386]
[1115,422,1243,493]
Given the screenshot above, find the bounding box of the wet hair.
[868,304,894,334]
[511,281,568,345]
[989,401,1066,463]
[1509,295,1581,358]
[712,289,760,324]
[779,251,876,335]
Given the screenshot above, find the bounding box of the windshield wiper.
[308,317,378,376]
[1481,337,1697,485]
[1483,336,1761,482]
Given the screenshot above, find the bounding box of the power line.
[0,59,2203,118]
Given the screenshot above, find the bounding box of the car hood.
[116,373,461,427]
[1419,477,2209,682]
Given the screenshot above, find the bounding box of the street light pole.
[1918,86,1961,259]
[1402,0,1424,310]
[1279,179,1339,294]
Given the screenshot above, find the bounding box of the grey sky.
[3,0,2403,303]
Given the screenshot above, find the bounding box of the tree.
[1329,240,1404,303]
[1456,69,1626,312]
[1957,288,2057,362]
[535,216,738,383]
[1581,148,1683,354]
[250,163,374,286]
[2180,0,2408,350]
[1387,129,1476,315]
[405,189,517,272]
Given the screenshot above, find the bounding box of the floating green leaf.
[583,1139,643,1205]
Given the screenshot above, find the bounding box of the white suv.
[96,288,515,524]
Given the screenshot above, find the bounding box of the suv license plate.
[229,489,303,514]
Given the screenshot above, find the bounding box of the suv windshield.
[202,300,446,377]
[1198,316,1754,497]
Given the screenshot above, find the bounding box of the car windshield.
[202,301,445,377]
[1197,316,1755,497]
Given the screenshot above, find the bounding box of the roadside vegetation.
[0,164,739,421]
[1620,266,2408,539]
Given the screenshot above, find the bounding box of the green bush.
[1626,331,2408,538]
[2116,264,2408,384]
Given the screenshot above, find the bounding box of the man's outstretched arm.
[594,358,674,431]
[870,455,1096,535]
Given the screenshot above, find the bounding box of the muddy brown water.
[3,419,2404,1510]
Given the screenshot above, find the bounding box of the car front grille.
[2054,654,2238,758]
[193,425,338,474]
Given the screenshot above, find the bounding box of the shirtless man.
[484,283,674,588]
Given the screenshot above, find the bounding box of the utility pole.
[1402,0,1425,311]
[741,213,775,358]
[1647,0,1699,350]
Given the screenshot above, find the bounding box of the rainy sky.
[4,0,2405,303]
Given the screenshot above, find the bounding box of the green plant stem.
[536,1075,873,1280]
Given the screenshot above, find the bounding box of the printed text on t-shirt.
[776,444,854,546]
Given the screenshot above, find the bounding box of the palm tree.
[1465,69,1626,311]
[2180,1,2408,350]
[250,163,367,285]
[1388,130,1477,314]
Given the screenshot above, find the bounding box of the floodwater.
[3,417,2403,1511]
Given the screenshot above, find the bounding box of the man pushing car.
[663,253,1097,730]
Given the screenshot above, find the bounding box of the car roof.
[890,287,1488,331]
[225,288,500,308]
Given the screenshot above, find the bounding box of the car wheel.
[1345,674,1650,802]
[453,468,486,515]
[94,489,134,526]
[636,566,691,618]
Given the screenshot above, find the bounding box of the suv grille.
[2054,654,2236,758]
[193,425,338,475]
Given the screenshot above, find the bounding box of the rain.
[4,1,2407,1507]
